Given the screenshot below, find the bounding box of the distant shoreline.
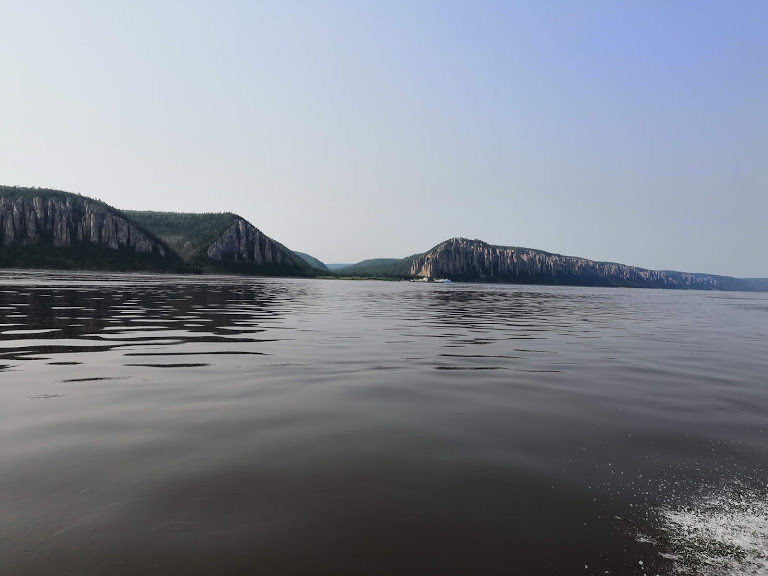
[2,268,768,293]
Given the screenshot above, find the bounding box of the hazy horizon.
[1,1,766,276]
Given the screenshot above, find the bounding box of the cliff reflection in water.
[0,271,301,363]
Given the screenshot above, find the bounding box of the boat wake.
[640,480,768,575]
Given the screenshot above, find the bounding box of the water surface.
[1,271,767,575]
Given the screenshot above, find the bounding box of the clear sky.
[1,1,766,276]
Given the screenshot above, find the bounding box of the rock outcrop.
[0,188,169,265]
[124,210,314,275]
[207,218,310,272]
[409,238,751,290]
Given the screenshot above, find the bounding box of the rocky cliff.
[409,238,751,290]
[207,218,310,272]
[0,187,171,269]
[126,210,313,275]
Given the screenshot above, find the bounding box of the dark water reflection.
[1,271,767,575]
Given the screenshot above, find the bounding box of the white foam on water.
[646,482,768,575]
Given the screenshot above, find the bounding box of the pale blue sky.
[1,1,766,276]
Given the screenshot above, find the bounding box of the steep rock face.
[410,238,744,290]
[207,218,308,271]
[0,193,166,257]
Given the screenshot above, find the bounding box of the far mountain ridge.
[332,258,413,276]
[336,237,761,291]
[742,278,768,291]
[0,186,764,291]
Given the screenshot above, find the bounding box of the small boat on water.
[409,277,452,283]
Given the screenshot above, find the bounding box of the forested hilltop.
[331,258,415,277]
[294,252,330,271]
[124,211,239,262]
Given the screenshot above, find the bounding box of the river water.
[1,271,767,575]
